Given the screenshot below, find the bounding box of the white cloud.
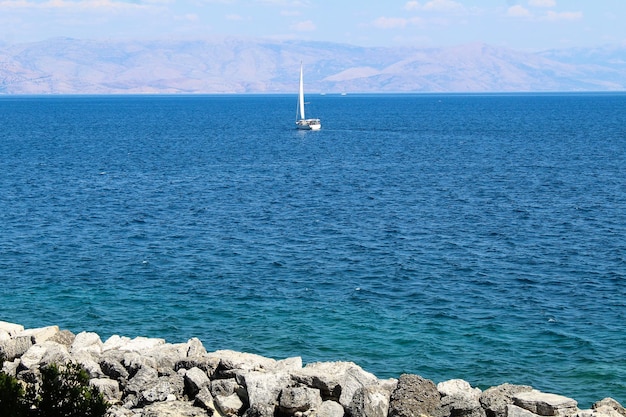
[422,0,463,12]
[404,0,463,13]
[372,16,422,29]
[528,0,556,7]
[290,20,315,32]
[404,1,420,11]
[506,5,532,17]
[543,10,583,21]
[0,0,148,10]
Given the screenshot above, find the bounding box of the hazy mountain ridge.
[1,37,625,94]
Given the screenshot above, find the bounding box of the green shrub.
[0,363,109,417]
[0,371,29,417]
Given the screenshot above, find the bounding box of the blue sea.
[1,93,625,407]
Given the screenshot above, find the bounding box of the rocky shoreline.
[1,321,624,417]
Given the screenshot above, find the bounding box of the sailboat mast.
[299,63,306,120]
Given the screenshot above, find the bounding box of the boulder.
[348,383,394,417]
[90,377,122,402]
[311,400,346,417]
[211,378,243,398]
[294,361,379,408]
[19,325,60,344]
[215,392,245,416]
[0,321,24,336]
[508,405,542,417]
[70,331,103,356]
[238,370,291,409]
[592,399,626,417]
[438,379,486,417]
[118,336,166,353]
[185,366,211,398]
[139,374,184,405]
[513,391,578,416]
[125,365,159,396]
[0,335,33,362]
[389,374,443,417]
[481,384,534,417]
[212,350,279,378]
[279,386,323,415]
[141,400,210,417]
[195,386,218,414]
[48,329,76,346]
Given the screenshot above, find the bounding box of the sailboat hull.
[296,119,321,130]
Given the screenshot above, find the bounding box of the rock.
[481,384,534,417]
[141,400,210,417]
[19,325,60,344]
[279,386,323,415]
[438,379,486,417]
[212,350,279,378]
[508,405,542,417]
[311,400,346,417]
[185,367,211,398]
[0,321,24,337]
[0,335,33,362]
[118,336,166,353]
[100,350,130,381]
[125,365,159,396]
[90,377,122,402]
[215,392,245,416]
[513,390,578,416]
[48,329,76,346]
[294,361,379,408]
[238,370,291,409]
[593,399,626,417]
[38,341,73,368]
[244,403,277,417]
[348,383,394,417]
[70,331,103,356]
[139,374,184,405]
[211,378,241,398]
[195,386,218,413]
[389,374,443,417]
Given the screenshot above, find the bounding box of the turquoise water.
[1,94,625,407]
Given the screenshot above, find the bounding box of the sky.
[1,0,626,50]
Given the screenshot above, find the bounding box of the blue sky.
[1,0,625,50]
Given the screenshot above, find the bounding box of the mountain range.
[1,37,625,94]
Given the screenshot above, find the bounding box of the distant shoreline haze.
[0,38,625,94]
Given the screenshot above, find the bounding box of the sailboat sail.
[299,64,306,120]
[295,62,321,130]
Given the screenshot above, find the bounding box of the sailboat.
[295,62,321,130]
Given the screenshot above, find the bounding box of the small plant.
[0,371,29,417]
[0,362,109,417]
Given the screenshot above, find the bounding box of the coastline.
[1,321,624,417]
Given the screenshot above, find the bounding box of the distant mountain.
[1,37,625,94]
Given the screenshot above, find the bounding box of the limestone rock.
[185,366,211,398]
[141,400,210,417]
[0,321,24,337]
[508,404,542,417]
[438,379,486,417]
[238,370,291,408]
[481,384,534,417]
[294,361,379,408]
[19,325,60,344]
[125,365,159,396]
[348,383,394,417]
[215,392,245,416]
[48,329,76,346]
[592,399,626,417]
[0,335,33,362]
[212,350,279,378]
[311,400,346,417]
[211,378,242,398]
[389,374,443,417]
[279,386,323,415]
[90,377,122,402]
[513,390,578,416]
[70,331,103,356]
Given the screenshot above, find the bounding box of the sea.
[0,93,625,408]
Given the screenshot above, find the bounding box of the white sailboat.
[295,62,321,130]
